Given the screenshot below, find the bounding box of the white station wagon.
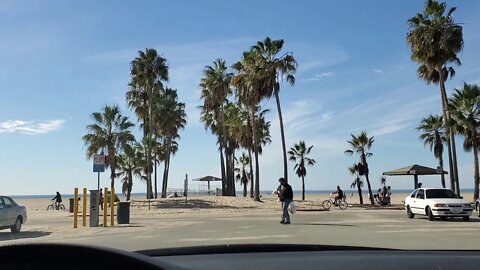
[405,188,473,221]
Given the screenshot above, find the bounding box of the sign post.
[93,154,105,190]
[93,154,105,220]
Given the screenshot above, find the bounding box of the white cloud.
[373,69,383,74]
[0,119,66,135]
[302,72,334,82]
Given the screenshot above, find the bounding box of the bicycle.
[47,200,65,210]
[322,194,348,210]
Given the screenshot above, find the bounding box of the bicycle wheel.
[47,205,54,210]
[322,200,332,210]
[339,201,348,210]
[58,204,65,211]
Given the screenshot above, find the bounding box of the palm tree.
[407,0,463,194]
[348,163,364,205]
[448,83,480,200]
[345,131,375,205]
[251,37,297,183]
[116,143,142,201]
[231,51,267,201]
[127,48,169,199]
[199,59,232,195]
[235,152,251,197]
[82,105,135,189]
[288,141,316,201]
[152,88,187,198]
[417,115,447,188]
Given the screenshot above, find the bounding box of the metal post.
[110,187,115,226]
[73,188,78,228]
[414,175,419,189]
[185,174,188,205]
[97,172,100,192]
[82,188,87,227]
[103,187,108,227]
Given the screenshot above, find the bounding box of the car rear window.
[426,189,457,199]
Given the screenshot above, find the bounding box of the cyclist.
[51,191,62,209]
[331,186,344,205]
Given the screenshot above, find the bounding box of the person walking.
[277,177,293,224]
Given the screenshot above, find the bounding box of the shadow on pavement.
[0,231,51,241]
[293,223,355,227]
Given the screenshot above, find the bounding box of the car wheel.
[426,207,434,221]
[406,206,415,219]
[10,217,22,233]
[463,216,470,221]
[477,203,480,217]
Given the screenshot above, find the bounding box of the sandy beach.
[13,191,476,219]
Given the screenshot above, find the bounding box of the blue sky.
[1,0,480,196]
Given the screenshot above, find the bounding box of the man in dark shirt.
[277,178,293,224]
[333,186,343,205]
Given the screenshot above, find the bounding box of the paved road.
[1,209,479,251]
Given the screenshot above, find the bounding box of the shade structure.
[192,176,222,193]
[383,164,448,189]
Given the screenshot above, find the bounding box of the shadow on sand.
[152,199,256,210]
[0,231,51,241]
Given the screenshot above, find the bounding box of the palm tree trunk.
[361,152,374,205]
[231,148,236,196]
[248,148,254,198]
[356,179,363,205]
[274,92,288,183]
[473,145,479,201]
[110,165,115,190]
[243,176,247,197]
[127,172,133,201]
[438,68,458,194]
[439,155,446,188]
[250,105,261,202]
[219,143,226,196]
[224,146,232,196]
[161,137,171,198]
[154,159,158,199]
[301,175,305,201]
[451,136,460,195]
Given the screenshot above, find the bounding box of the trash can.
[117,202,130,224]
[69,198,75,213]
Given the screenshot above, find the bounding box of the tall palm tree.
[127,48,169,199]
[116,143,142,201]
[199,59,232,195]
[345,131,375,205]
[288,141,316,201]
[251,37,297,183]
[82,105,135,189]
[153,88,187,198]
[417,115,447,188]
[448,83,480,200]
[407,0,463,194]
[231,51,267,201]
[235,152,251,197]
[349,163,364,205]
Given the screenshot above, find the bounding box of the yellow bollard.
[103,187,108,227]
[73,188,78,228]
[110,187,115,226]
[82,188,87,227]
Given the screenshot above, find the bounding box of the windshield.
[426,189,457,199]
[1,0,480,253]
